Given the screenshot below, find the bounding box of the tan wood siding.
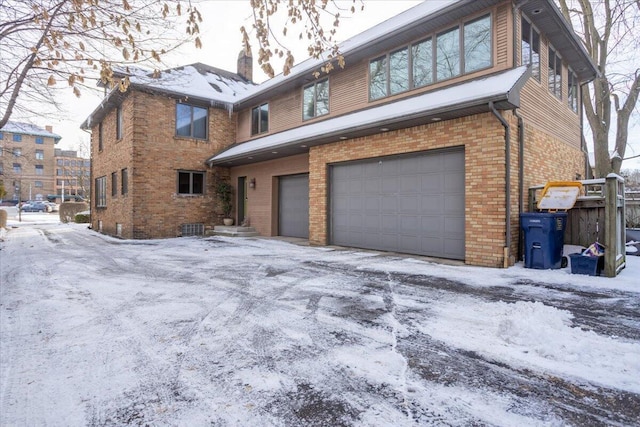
[235,2,512,144]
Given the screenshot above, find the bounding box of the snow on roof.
[1,121,61,140]
[129,63,254,106]
[240,0,462,99]
[208,66,529,164]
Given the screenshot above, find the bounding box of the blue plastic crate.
[569,253,603,276]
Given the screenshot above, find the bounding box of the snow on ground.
[1,211,639,426]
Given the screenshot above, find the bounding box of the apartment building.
[0,122,61,202]
[54,149,91,199]
[82,0,597,267]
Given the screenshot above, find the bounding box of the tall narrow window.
[96,176,107,207]
[369,56,387,100]
[116,106,123,140]
[121,168,128,195]
[436,26,460,81]
[548,46,562,99]
[521,17,540,81]
[464,15,491,73]
[389,48,409,95]
[412,38,433,88]
[111,172,118,197]
[178,171,205,195]
[568,69,578,113]
[98,123,104,151]
[303,78,329,120]
[251,104,269,135]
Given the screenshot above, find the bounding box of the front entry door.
[237,176,247,225]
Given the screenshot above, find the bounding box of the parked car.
[21,201,49,212]
[43,201,59,212]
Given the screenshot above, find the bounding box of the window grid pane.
[389,48,409,95]
[369,56,387,100]
[412,39,433,88]
[464,15,491,73]
[436,27,460,81]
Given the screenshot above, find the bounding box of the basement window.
[181,223,204,236]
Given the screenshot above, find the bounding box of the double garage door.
[330,149,465,260]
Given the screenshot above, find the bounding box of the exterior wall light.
[249,178,256,189]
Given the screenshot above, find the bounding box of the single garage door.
[279,173,309,238]
[330,149,465,259]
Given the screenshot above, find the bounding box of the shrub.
[74,212,90,223]
[59,202,89,223]
[0,209,7,228]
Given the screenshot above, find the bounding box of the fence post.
[604,175,625,277]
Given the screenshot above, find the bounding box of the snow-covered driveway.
[1,222,639,426]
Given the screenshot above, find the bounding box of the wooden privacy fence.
[528,175,626,277]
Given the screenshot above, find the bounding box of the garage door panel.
[399,196,420,214]
[421,174,444,193]
[279,174,309,239]
[330,149,464,260]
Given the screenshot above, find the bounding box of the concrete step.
[209,226,260,237]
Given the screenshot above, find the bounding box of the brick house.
[0,122,61,202]
[83,0,597,267]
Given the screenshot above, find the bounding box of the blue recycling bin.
[520,212,567,269]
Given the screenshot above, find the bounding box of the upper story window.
[548,46,562,99]
[521,16,541,81]
[35,150,44,160]
[176,103,207,139]
[568,69,578,113]
[436,26,460,81]
[13,148,21,157]
[35,165,44,175]
[0,132,3,140]
[13,163,21,173]
[98,122,104,151]
[251,103,269,135]
[116,106,123,140]
[412,38,433,88]
[35,181,43,187]
[57,159,63,165]
[35,136,44,144]
[13,134,22,142]
[464,15,492,73]
[178,170,204,195]
[303,78,329,120]
[369,14,491,101]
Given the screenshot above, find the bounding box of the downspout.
[489,101,511,268]
[579,81,591,179]
[512,108,525,261]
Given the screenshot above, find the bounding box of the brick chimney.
[237,49,253,82]
[45,125,53,133]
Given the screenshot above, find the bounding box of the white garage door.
[330,149,465,259]
[279,174,309,239]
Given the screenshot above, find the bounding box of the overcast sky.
[47,0,639,170]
